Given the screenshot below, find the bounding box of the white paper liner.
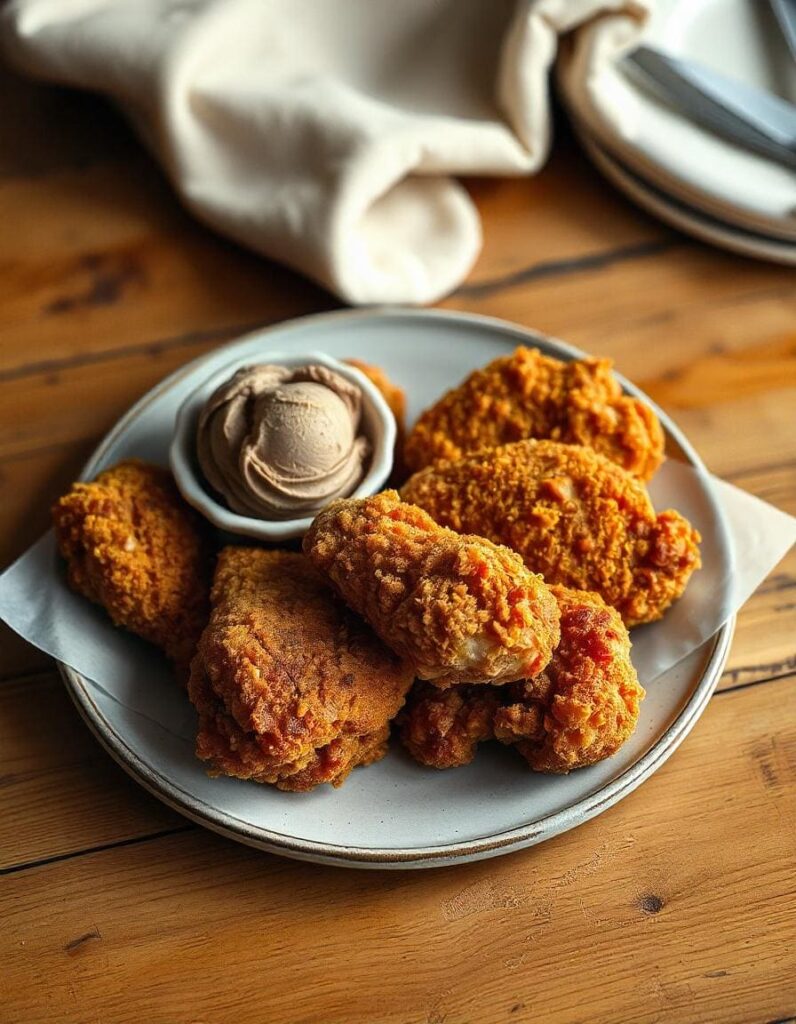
[1,459,794,744]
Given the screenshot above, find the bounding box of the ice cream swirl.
[197,364,370,519]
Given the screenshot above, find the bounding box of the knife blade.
[625,45,796,170]
[768,0,796,62]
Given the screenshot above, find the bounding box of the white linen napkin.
[1,0,649,304]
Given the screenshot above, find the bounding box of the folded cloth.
[2,0,649,304]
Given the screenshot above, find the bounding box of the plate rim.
[58,306,736,869]
[556,0,796,242]
[577,129,796,266]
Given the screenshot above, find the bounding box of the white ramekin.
[169,350,395,541]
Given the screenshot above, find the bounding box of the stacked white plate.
[559,0,796,264]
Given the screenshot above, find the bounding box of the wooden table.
[2,61,795,1024]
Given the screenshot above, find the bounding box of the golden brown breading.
[399,587,644,773]
[493,587,644,772]
[401,440,700,626]
[346,358,408,485]
[52,459,211,675]
[346,359,406,435]
[188,548,414,791]
[398,684,500,769]
[403,346,664,480]
[303,490,560,687]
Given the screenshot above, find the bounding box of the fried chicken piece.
[493,587,644,772]
[188,548,414,791]
[402,440,700,626]
[52,459,211,675]
[346,358,408,484]
[346,359,406,435]
[399,587,644,773]
[403,346,664,480]
[398,684,501,768]
[303,490,560,687]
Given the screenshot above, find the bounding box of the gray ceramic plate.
[59,308,734,869]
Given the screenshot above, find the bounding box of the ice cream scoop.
[196,363,371,519]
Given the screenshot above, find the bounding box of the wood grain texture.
[0,673,183,869]
[2,679,795,1024]
[2,251,793,463]
[0,336,219,459]
[0,230,791,539]
[0,160,333,375]
[0,54,794,1024]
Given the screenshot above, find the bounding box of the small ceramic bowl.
[170,350,396,541]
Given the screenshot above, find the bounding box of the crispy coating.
[403,346,664,480]
[303,490,560,687]
[398,684,500,768]
[52,459,211,675]
[402,440,700,626]
[493,587,644,772]
[346,358,408,484]
[399,587,644,773]
[346,359,406,435]
[188,548,414,791]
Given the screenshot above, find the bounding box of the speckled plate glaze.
[59,308,734,869]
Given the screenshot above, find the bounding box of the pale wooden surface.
[1,65,795,1024]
